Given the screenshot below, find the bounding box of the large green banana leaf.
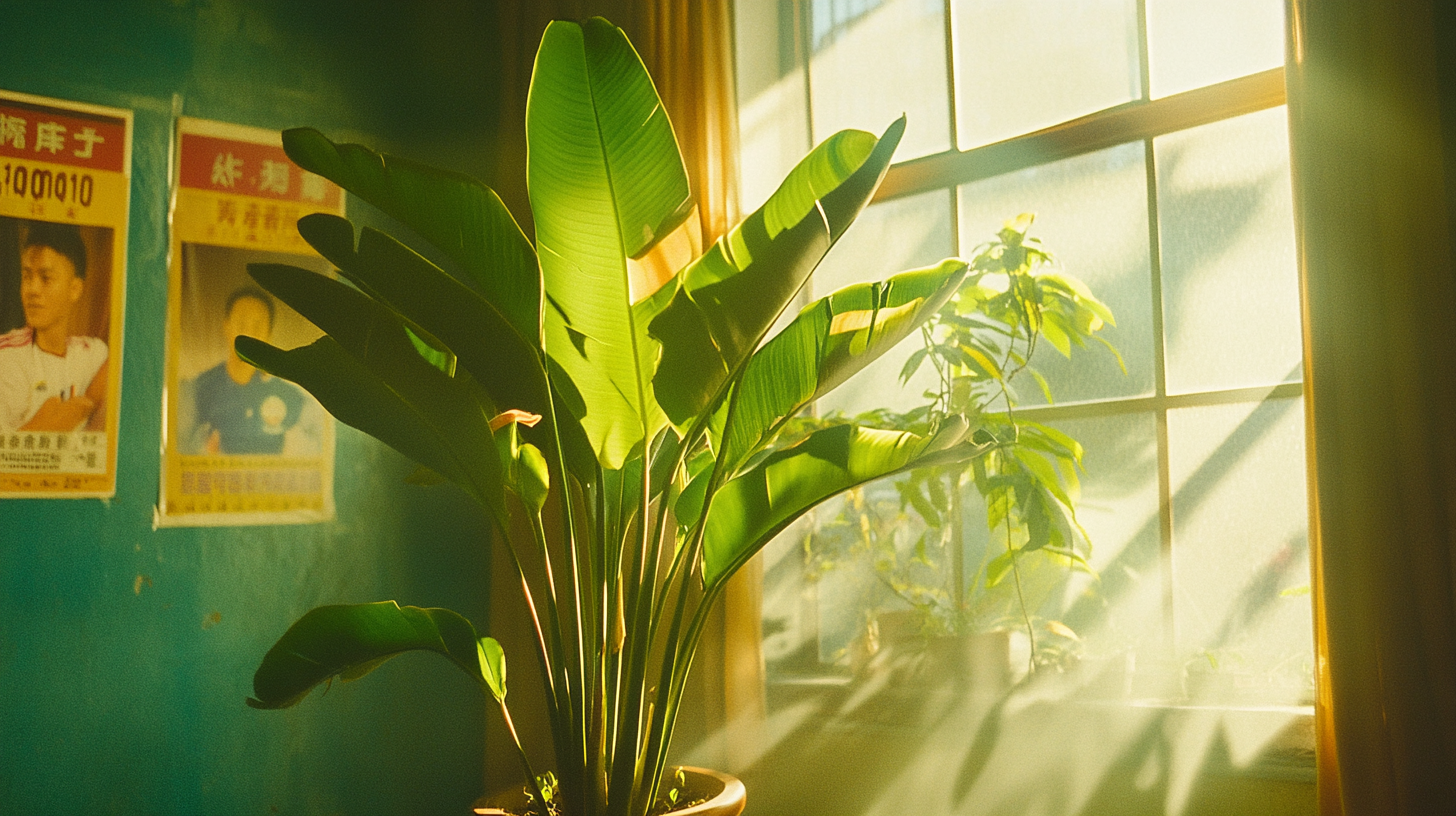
[294,215,596,481]
[701,418,985,590]
[717,258,969,478]
[248,602,483,709]
[240,265,506,523]
[528,18,694,469]
[649,118,906,431]
[280,129,541,346]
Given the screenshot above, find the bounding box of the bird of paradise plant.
[240,17,991,816]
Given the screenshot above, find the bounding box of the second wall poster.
[159,118,343,526]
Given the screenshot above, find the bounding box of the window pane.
[815,189,956,417]
[951,0,1141,149]
[1168,397,1313,706]
[1156,106,1300,395]
[1146,0,1285,98]
[736,0,812,212]
[1047,412,1165,674]
[808,0,951,160]
[957,142,1155,404]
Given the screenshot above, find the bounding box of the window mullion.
[942,0,958,152]
[1136,0,1153,102]
[1143,133,1178,658]
[797,0,815,153]
[875,68,1286,204]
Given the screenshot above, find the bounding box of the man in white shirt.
[0,222,107,431]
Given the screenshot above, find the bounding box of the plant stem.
[1005,507,1036,676]
[499,697,552,816]
[949,471,965,631]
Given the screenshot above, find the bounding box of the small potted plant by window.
[776,215,1119,698]
[239,16,994,816]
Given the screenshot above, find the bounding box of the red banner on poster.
[178,132,342,208]
[0,100,126,173]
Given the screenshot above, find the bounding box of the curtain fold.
[636,0,743,245]
[1286,0,1456,812]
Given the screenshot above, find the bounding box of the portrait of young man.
[0,221,107,432]
[188,285,310,455]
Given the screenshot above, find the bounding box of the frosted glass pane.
[1168,397,1313,705]
[1156,107,1301,394]
[736,0,812,213]
[1147,0,1285,98]
[958,143,1154,404]
[951,0,1140,149]
[815,190,955,417]
[1038,413,1163,658]
[809,0,951,160]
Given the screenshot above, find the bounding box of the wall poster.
[158,118,343,526]
[0,90,131,498]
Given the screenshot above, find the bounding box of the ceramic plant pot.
[473,766,745,816]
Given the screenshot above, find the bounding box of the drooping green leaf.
[477,636,508,703]
[1014,447,1073,509]
[1039,273,1115,327]
[1021,482,1075,553]
[901,479,941,528]
[650,118,907,430]
[280,128,541,344]
[297,215,548,415]
[717,259,965,478]
[236,334,505,524]
[1028,367,1055,403]
[1038,309,1073,357]
[244,263,513,520]
[700,417,987,589]
[294,216,597,482]
[528,18,694,470]
[985,549,1017,588]
[247,335,503,515]
[248,602,483,709]
[899,346,930,384]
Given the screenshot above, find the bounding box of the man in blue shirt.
[192,286,305,455]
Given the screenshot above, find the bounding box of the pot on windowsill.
[473,767,746,816]
[861,610,1013,693]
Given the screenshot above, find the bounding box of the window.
[728,1,1313,813]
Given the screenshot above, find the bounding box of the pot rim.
[473,766,745,816]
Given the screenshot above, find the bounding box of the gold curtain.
[636,0,742,244]
[1286,0,1456,812]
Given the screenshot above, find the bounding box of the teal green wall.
[0,2,507,814]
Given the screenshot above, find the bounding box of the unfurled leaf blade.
[718,258,966,477]
[701,417,986,589]
[650,118,907,430]
[528,18,693,468]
